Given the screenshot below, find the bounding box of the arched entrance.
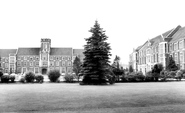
[42,68,47,75]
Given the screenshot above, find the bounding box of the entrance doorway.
[42,68,47,75]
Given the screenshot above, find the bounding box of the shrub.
[25,71,35,83]
[168,71,176,78]
[135,71,145,82]
[35,73,44,83]
[19,77,25,83]
[48,70,61,82]
[145,71,154,82]
[9,75,15,83]
[125,72,136,82]
[0,71,3,78]
[64,73,76,83]
[175,70,182,81]
[1,74,10,83]
[160,70,169,81]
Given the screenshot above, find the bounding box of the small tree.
[129,65,134,73]
[73,56,82,81]
[166,56,178,71]
[152,63,163,81]
[112,55,123,82]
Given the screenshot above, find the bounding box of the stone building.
[0,38,84,75]
[129,25,184,75]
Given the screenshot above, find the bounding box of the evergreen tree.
[81,21,111,85]
[112,55,123,82]
[73,56,82,81]
[129,65,134,73]
[152,63,163,81]
[166,56,178,71]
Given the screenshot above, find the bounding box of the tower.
[40,38,51,74]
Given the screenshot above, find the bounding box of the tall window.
[180,52,183,63]
[56,61,60,66]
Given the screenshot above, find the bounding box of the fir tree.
[81,21,111,85]
[73,56,82,81]
[129,65,134,73]
[166,56,178,71]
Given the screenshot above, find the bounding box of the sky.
[1,0,185,64]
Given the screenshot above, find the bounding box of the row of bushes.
[121,70,185,82]
[0,70,78,83]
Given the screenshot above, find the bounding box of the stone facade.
[129,25,184,75]
[0,38,84,75]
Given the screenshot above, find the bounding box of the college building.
[129,25,185,75]
[0,38,84,75]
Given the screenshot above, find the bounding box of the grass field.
[1,82,185,113]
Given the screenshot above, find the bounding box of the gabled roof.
[17,48,40,55]
[170,26,185,43]
[0,49,17,57]
[50,48,72,55]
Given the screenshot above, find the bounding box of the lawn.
[1,82,185,113]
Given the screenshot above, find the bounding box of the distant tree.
[73,56,82,81]
[129,65,134,73]
[81,21,111,85]
[166,56,178,71]
[152,63,163,81]
[112,55,124,82]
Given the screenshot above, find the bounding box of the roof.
[17,48,40,55]
[170,26,185,43]
[50,48,72,55]
[0,49,17,57]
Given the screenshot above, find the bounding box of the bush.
[19,77,25,83]
[48,70,61,82]
[64,73,75,83]
[25,71,35,83]
[145,71,154,82]
[168,71,176,78]
[175,70,182,81]
[0,71,3,78]
[1,74,10,83]
[135,71,145,82]
[125,72,136,82]
[160,70,169,81]
[35,73,44,83]
[9,75,15,83]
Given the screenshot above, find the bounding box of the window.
[56,56,59,60]
[67,67,72,73]
[36,57,39,61]
[50,56,53,60]
[62,67,66,73]
[18,56,21,60]
[30,57,33,61]
[56,61,60,66]
[62,61,65,66]
[42,62,48,66]
[23,67,27,73]
[179,40,183,49]
[50,62,54,66]
[180,52,183,63]
[36,62,39,66]
[35,68,39,73]
[62,56,65,60]
[29,68,34,72]
[17,61,21,66]
[68,57,71,60]
[24,56,27,60]
[68,61,71,66]
[17,67,21,73]
[5,63,8,68]
[30,62,33,67]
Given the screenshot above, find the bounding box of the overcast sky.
[1,0,185,64]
